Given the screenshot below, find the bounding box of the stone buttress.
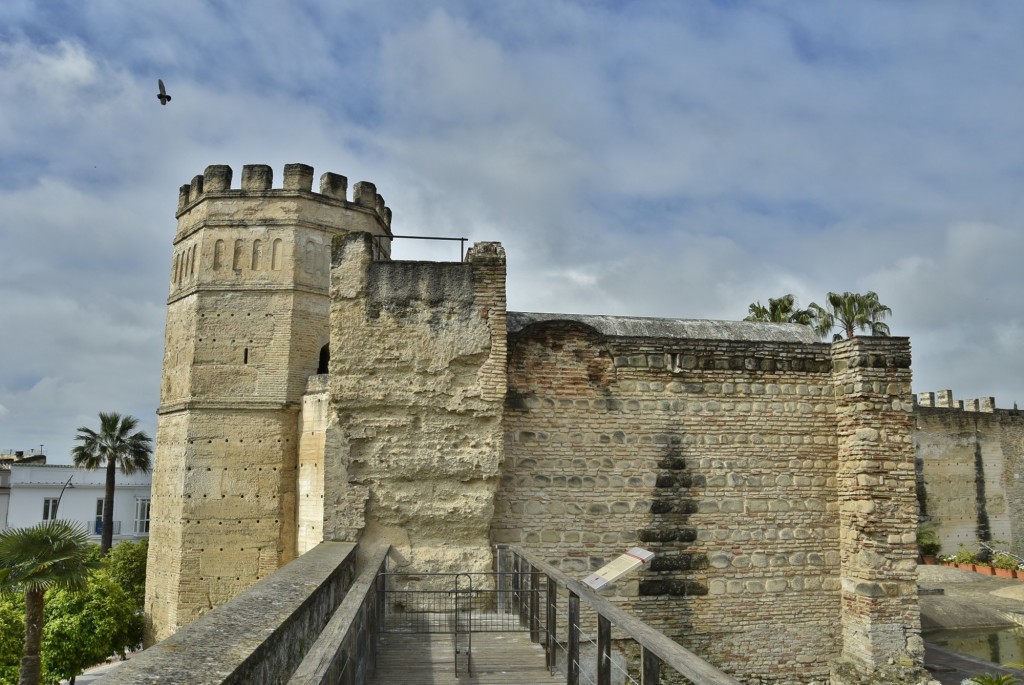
[145,164,392,643]
[830,337,927,685]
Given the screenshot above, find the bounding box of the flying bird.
[157,79,171,105]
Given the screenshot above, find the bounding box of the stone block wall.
[493,313,845,683]
[325,233,507,574]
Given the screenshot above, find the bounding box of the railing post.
[567,591,580,685]
[530,567,541,643]
[496,544,507,615]
[642,646,660,685]
[512,553,522,619]
[546,576,557,672]
[598,614,611,685]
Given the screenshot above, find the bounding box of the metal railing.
[372,234,469,262]
[84,519,121,536]
[376,565,541,675]
[499,545,742,685]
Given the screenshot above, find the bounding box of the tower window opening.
[318,344,329,374]
[244,348,249,364]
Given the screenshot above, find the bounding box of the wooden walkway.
[367,632,562,685]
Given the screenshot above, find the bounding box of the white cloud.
[2,2,1024,458]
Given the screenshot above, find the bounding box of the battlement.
[176,163,392,229]
[916,389,998,412]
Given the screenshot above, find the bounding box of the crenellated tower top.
[176,162,392,233]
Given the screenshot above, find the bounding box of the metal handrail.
[372,234,469,262]
[502,545,742,685]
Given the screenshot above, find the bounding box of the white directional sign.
[582,547,655,591]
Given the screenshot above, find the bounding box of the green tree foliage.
[0,595,24,685]
[42,570,142,683]
[0,521,97,685]
[0,537,146,685]
[809,291,892,342]
[72,413,152,555]
[104,538,147,610]
[744,294,815,325]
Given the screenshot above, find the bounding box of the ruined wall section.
[326,233,506,574]
[831,337,925,685]
[494,314,841,684]
[916,392,1024,555]
[147,164,392,643]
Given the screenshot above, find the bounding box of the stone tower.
[145,163,392,643]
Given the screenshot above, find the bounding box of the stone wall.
[493,313,845,684]
[325,233,507,574]
[915,393,1024,556]
[830,338,924,685]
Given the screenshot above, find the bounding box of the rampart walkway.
[368,632,558,685]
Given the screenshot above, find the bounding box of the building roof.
[507,311,820,343]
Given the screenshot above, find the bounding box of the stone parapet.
[105,542,357,685]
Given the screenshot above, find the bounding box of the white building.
[2,463,151,544]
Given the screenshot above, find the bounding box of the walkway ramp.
[368,631,559,685]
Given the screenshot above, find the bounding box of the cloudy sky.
[2,1,1023,462]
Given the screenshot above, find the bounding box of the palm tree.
[809,291,892,342]
[72,413,153,555]
[744,294,815,326]
[0,520,98,685]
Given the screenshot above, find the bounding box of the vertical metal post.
[641,646,660,685]
[546,576,557,672]
[597,615,611,685]
[530,567,541,643]
[512,554,522,619]
[567,591,580,685]
[496,545,507,615]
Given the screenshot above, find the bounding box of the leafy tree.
[744,294,814,325]
[0,521,98,685]
[808,291,892,342]
[0,594,24,685]
[104,538,148,610]
[72,413,153,555]
[42,570,142,684]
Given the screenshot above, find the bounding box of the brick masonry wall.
[494,319,842,684]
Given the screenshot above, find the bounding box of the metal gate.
[376,553,545,675]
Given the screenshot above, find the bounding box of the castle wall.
[494,315,843,683]
[915,397,1024,556]
[325,233,506,573]
[146,164,392,643]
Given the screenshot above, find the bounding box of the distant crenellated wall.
[914,390,1024,557]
